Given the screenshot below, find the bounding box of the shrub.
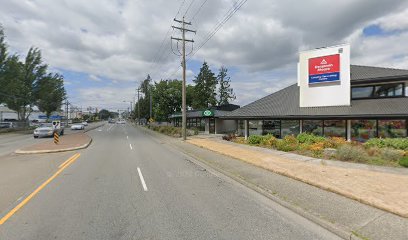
[222,134,237,141]
[296,133,325,144]
[336,144,369,162]
[276,135,299,152]
[233,137,246,144]
[328,137,347,148]
[365,138,408,150]
[309,142,325,155]
[380,148,404,162]
[399,156,408,168]
[248,135,263,145]
[260,134,277,147]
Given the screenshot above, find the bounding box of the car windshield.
[39,123,52,127]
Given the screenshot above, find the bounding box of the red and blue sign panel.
[308,54,340,84]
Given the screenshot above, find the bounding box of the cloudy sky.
[1,0,408,111]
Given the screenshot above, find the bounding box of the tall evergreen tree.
[192,61,217,109]
[0,25,8,103]
[217,66,235,105]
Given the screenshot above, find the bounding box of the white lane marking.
[137,167,148,191]
[129,143,133,150]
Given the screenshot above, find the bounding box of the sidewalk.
[15,133,92,154]
[138,126,408,239]
[187,137,408,218]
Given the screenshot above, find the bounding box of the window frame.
[351,82,406,100]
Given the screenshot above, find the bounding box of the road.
[0,123,341,239]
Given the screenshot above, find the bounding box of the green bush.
[365,138,408,150]
[399,156,408,167]
[296,133,326,144]
[276,135,299,152]
[380,148,403,162]
[260,134,277,147]
[248,135,263,145]
[336,144,369,162]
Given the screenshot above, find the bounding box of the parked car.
[108,119,116,124]
[33,123,64,138]
[71,123,85,130]
[81,121,88,126]
[117,119,126,124]
[0,122,13,128]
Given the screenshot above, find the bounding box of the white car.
[71,124,85,130]
[117,119,126,124]
[82,121,88,126]
[33,123,64,138]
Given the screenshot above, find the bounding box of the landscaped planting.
[227,133,408,167]
[148,125,198,137]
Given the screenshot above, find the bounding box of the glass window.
[352,83,405,99]
[352,86,373,99]
[302,120,323,136]
[262,120,281,138]
[281,120,300,137]
[378,120,407,138]
[237,120,245,136]
[323,120,346,138]
[351,120,377,141]
[248,120,262,136]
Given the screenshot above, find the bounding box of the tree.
[34,73,66,118]
[192,61,217,109]
[136,74,153,121]
[98,109,111,120]
[217,66,235,105]
[0,25,8,103]
[2,47,48,121]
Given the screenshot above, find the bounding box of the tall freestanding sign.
[298,44,350,107]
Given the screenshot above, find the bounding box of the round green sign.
[203,110,212,116]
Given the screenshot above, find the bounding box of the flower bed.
[226,133,408,168]
[148,125,198,137]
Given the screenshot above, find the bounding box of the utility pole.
[171,17,195,140]
[149,86,152,121]
[137,87,141,125]
[65,100,69,126]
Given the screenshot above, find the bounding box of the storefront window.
[262,120,281,137]
[323,120,346,138]
[351,120,377,141]
[378,120,407,138]
[237,120,245,136]
[248,120,262,136]
[281,120,300,137]
[302,120,323,136]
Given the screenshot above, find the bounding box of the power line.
[190,0,209,22]
[183,0,196,17]
[160,0,248,81]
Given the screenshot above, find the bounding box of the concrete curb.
[136,126,355,239]
[15,138,92,154]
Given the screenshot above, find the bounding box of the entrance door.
[209,118,215,134]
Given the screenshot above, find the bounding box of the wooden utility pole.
[171,17,195,140]
[137,87,141,125]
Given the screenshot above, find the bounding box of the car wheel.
[34,136,38,138]
[60,130,64,135]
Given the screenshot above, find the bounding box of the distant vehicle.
[33,123,64,138]
[71,124,84,130]
[0,122,14,128]
[108,119,116,124]
[117,119,126,124]
[81,121,88,126]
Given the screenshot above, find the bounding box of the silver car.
[33,123,64,138]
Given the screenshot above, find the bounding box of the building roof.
[223,65,408,119]
[350,65,408,82]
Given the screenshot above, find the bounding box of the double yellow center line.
[0,153,81,225]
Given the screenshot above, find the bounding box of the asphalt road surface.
[0,123,341,240]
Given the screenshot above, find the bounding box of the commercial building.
[170,104,240,134]
[223,44,408,141]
